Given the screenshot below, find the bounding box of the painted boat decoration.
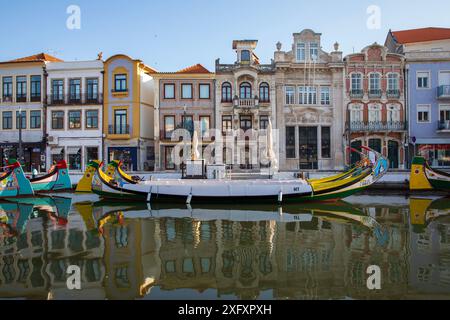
[410,156,450,192]
[410,197,450,233]
[28,160,72,192]
[76,160,113,193]
[0,160,34,198]
[91,146,388,204]
[0,201,34,237]
[106,160,143,184]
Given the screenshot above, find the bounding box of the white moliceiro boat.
[90,146,388,204]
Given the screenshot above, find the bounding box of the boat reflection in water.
[0,195,449,300]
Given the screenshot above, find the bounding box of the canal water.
[0,193,449,300]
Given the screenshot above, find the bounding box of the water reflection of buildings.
[1,199,450,300]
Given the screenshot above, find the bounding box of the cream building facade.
[274,29,345,171]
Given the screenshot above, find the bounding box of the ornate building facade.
[274,29,345,171]
[343,43,407,169]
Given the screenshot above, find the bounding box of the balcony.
[368,89,382,99]
[349,121,406,132]
[30,95,41,102]
[438,120,450,132]
[387,89,400,99]
[437,85,450,99]
[16,95,27,103]
[48,93,103,105]
[2,96,13,103]
[108,124,130,135]
[349,90,364,99]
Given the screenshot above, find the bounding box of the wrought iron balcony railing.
[438,120,450,131]
[437,85,450,99]
[387,89,400,98]
[108,124,130,135]
[349,121,406,131]
[349,89,364,98]
[48,93,103,105]
[368,89,382,98]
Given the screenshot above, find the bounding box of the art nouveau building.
[46,59,104,172]
[103,54,156,171]
[215,40,276,170]
[343,43,407,169]
[152,64,215,171]
[274,29,345,171]
[0,53,61,172]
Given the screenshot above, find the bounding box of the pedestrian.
[32,164,38,179]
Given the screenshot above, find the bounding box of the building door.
[388,140,399,169]
[368,139,382,153]
[299,127,318,170]
[350,140,362,166]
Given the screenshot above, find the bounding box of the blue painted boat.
[28,160,72,192]
[0,160,34,198]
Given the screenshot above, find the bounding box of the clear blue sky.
[2,0,450,71]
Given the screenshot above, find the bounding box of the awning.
[415,139,450,145]
[67,147,81,154]
[51,147,64,155]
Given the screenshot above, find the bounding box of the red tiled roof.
[392,27,450,44]
[175,64,211,74]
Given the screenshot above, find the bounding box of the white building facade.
[45,60,104,172]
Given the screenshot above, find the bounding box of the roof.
[1,52,63,64]
[391,27,450,44]
[155,64,212,75]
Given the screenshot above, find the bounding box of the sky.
[1,0,450,71]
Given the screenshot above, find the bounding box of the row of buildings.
[1,27,449,173]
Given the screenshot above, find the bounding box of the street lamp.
[18,107,23,164]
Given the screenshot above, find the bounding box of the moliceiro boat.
[76,160,131,192]
[27,160,72,192]
[91,147,389,204]
[410,156,450,192]
[0,160,34,198]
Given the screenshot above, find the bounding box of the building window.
[114,109,128,134]
[285,86,295,104]
[68,148,82,170]
[221,82,232,102]
[320,87,330,105]
[164,84,175,99]
[164,115,175,139]
[114,74,127,92]
[222,115,232,134]
[30,110,41,129]
[86,110,99,129]
[181,84,193,99]
[52,79,64,103]
[259,83,270,102]
[86,147,99,164]
[387,104,400,122]
[286,126,296,159]
[87,78,99,102]
[68,110,81,129]
[439,105,450,125]
[417,71,430,89]
[309,43,319,61]
[299,86,317,105]
[369,73,381,95]
[182,115,194,134]
[240,82,252,99]
[296,43,306,61]
[417,105,431,123]
[200,116,210,137]
[351,73,363,92]
[368,104,382,122]
[16,76,27,102]
[30,75,41,101]
[16,111,26,129]
[69,79,81,102]
[321,127,331,159]
[199,84,210,99]
[2,77,13,101]
[388,73,399,91]
[52,111,64,129]
[350,105,363,122]
[260,115,269,130]
[165,146,175,170]
[241,50,250,62]
[2,111,12,130]
[240,115,252,131]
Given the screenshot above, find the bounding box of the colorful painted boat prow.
[28,160,72,192]
[90,147,388,204]
[75,160,103,193]
[106,160,142,184]
[0,160,34,198]
[410,157,450,192]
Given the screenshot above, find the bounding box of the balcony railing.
[349,121,406,131]
[438,120,450,131]
[387,89,400,99]
[16,95,27,103]
[48,93,103,105]
[30,95,41,102]
[349,90,364,98]
[237,98,255,107]
[368,89,382,98]
[2,96,13,103]
[108,124,130,135]
[437,85,450,99]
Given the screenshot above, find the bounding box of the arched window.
[221,82,232,102]
[259,82,270,102]
[240,82,252,99]
[241,50,250,62]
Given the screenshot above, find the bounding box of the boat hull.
[29,161,72,192]
[0,162,34,198]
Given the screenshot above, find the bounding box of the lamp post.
[18,107,23,164]
[183,104,187,167]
